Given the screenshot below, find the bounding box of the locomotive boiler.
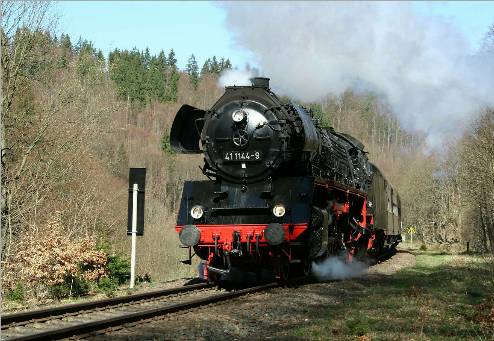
[170,77,401,281]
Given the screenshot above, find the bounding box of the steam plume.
[221,2,494,147]
[312,257,368,280]
[218,68,258,87]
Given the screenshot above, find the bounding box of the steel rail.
[2,282,211,327]
[5,282,279,341]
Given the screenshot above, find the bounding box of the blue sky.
[54,1,494,70]
[55,1,252,69]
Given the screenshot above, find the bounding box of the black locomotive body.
[171,77,401,281]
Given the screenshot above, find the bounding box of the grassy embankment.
[289,252,494,340]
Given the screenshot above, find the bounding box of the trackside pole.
[127,168,146,289]
[130,183,138,289]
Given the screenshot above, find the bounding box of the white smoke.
[221,2,494,147]
[218,68,257,87]
[312,257,368,280]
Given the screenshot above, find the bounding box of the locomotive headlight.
[232,109,246,123]
[190,205,204,219]
[272,204,286,218]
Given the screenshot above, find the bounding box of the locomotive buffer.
[127,168,146,288]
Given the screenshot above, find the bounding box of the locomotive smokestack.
[250,77,270,90]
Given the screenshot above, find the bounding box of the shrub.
[97,253,130,297]
[160,133,175,155]
[106,254,131,285]
[5,283,25,302]
[97,277,118,297]
[420,244,427,251]
[3,212,107,299]
[49,277,90,300]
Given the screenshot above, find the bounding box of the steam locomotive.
[170,77,402,282]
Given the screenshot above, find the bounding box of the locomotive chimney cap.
[250,77,270,90]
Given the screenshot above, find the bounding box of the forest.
[1,2,493,301]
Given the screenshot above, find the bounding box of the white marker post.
[130,183,138,289]
[127,168,146,289]
[406,226,416,250]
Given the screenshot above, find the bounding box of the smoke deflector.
[170,104,205,153]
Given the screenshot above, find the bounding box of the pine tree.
[201,58,211,76]
[166,49,177,70]
[156,50,167,102]
[96,49,104,62]
[108,48,148,104]
[223,58,232,70]
[77,40,98,80]
[164,48,178,102]
[217,57,232,73]
[58,34,72,68]
[74,36,83,54]
[186,54,199,89]
[147,52,166,102]
[130,48,147,103]
[60,34,72,51]
[211,56,219,74]
[143,47,151,69]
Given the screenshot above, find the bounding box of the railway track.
[1,251,406,340]
[1,281,279,341]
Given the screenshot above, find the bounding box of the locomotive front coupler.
[207,251,232,276]
[206,265,230,276]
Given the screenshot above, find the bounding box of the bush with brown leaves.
[2,212,107,298]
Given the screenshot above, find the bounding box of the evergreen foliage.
[309,103,332,128]
[164,49,179,102]
[97,253,130,297]
[76,39,105,82]
[201,58,211,76]
[200,56,232,76]
[108,47,184,105]
[186,54,199,89]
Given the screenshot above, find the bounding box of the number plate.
[223,151,262,162]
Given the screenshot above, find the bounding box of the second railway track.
[1,281,279,341]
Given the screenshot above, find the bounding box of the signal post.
[127,168,146,289]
